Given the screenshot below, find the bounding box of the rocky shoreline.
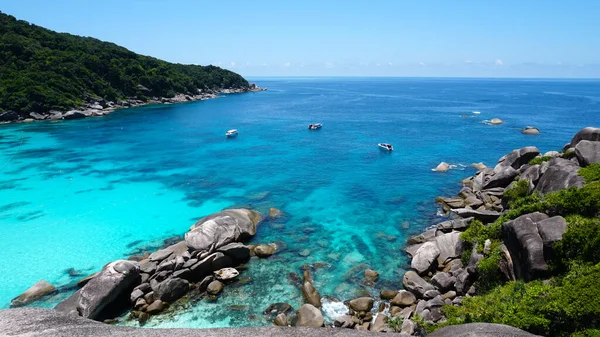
[0,84,266,124]
[7,127,598,335]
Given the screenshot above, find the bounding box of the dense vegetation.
[0,11,249,115]
[440,163,600,336]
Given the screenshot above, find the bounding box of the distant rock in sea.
[522,126,540,135]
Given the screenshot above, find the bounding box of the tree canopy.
[0,11,249,114]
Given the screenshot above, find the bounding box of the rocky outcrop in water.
[10,280,57,307]
[55,260,140,320]
[293,304,325,327]
[53,208,262,324]
[522,126,540,135]
[390,127,596,332]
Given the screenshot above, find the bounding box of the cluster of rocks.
[39,208,264,324]
[0,84,266,123]
[437,140,582,224]
[266,268,324,328]
[9,280,57,307]
[394,126,600,329]
[396,218,476,328]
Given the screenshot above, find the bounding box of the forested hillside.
[0,11,249,116]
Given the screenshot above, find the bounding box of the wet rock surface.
[10,280,57,307]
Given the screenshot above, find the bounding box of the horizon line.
[243,75,600,80]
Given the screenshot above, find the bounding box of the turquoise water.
[1,78,599,326]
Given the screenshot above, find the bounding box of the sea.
[0,77,598,327]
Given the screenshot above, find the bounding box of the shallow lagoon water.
[0,78,598,327]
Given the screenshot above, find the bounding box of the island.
[0,11,263,123]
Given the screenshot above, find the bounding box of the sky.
[2,0,600,78]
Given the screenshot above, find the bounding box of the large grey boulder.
[435,231,463,266]
[55,260,139,320]
[575,140,600,167]
[437,217,473,232]
[216,242,250,262]
[454,269,472,295]
[519,165,541,192]
[496,147,540,170]
[534,158,584,194]
[29,112,46,120]
[63,110,87,120]
[185,209,262,251]
[149,241,188,262]
[484,166,519,189]
[154,277,189,303]
[403,271,435,298]
[431,272,456,292]
[501,213,549,280]
[522,126,540,135]
[390,290,416,307]
[10,280,57,307]
[293,304,324,327]
[537,216,567,260]
[407,228,437,245]
[411,242,440,275]
[188,253,217,280]
[301,271,321,308]
[428,323,542,337]
[254,244,277,257]
[452,208,501,223]
[0,110,19,122]
[570,127,600,146]
[348,297,374,312]
[537,216,567,245]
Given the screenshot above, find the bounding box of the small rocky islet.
[7,127,600,336]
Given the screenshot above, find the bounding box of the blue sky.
[2,0,600,77]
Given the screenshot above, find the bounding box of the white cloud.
[388,62,393,66]
[376,63,381,67]
[419,62,426,66]
[495,59,504,66]
[465,60,473,64]
[325,62,334,68]
[284,62,291,67]
[230,61,236,67]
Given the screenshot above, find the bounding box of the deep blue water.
[0,77,598,327]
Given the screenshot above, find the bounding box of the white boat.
[378,143,393,151]
[226,129,238,137]
[308,123,322,130]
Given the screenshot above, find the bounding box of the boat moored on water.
[378,143,393,151]
[308,123,322,130]
[226,129,238,137]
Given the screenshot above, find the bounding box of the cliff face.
[0,11,252,121]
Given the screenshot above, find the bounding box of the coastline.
[0,85,266,124]
[6,125,596,335]
[2,77,598,335]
